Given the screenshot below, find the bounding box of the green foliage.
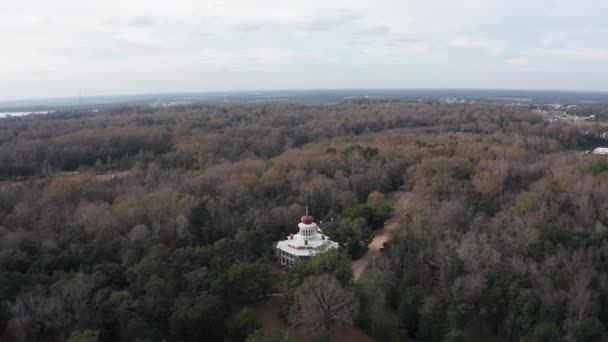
[418,296,446,342]
[183,266,217,294]
[365,191,392,228]
[189,200,224,245]
[445,282,475,331]
[228,307,262,342]
[226,263,273,303]
[67,330,100,342]
[354,286,372,331]
[278,292,293,323]
[0,301,10,333]
[522,322,560,342]
[475,264,563,340]
[589,158,608,176]
[369,310,401,342]
[170,245,214,275]
[480,264,520,329]
[138,275,175,331]
[287,248,353,288]
[443,329,466,342]
[92,262,127,289]
[107,290,152,341]
[575,317,605,342]
[246,330,296,342]
[323,217,372,259]
[598,293,608,328]
[398,284,425,336]
[211,230,269,269]
[343,198,392,231]
[341,145,380,160]
[509,289,554,338]
[169,293,226,342]
[321,191,394,259]
[313,329,331,342]
[535,222,571,246]
[125,244,171,294]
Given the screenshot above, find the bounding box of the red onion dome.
[300,215,314,224]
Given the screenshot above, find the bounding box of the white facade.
[593,147,608,155]
[276,214,339,267]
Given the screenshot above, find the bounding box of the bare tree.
[74,200,116,232]
[563,249,596,338]
[12,273,93,341]
[289,274,356,333]
[129,224,151,243]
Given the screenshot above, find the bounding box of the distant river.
[0,111,49,118]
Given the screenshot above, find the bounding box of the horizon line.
[2,86,608,107]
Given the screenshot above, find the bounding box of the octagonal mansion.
[276,212,339,267]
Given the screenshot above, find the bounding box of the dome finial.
[301,196,314,225]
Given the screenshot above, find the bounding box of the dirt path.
[352,192,413,281]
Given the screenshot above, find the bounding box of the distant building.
[593,147,608,155]
[546,104,563,110]
[440,97,467,104]
[276,211,339,268]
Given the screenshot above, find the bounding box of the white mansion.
[276,212,339,267]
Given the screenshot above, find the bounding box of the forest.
[1,100,608,342]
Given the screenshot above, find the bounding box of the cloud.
[304,10,363,31]
[361,43,432,58]
[1,0,608,100]
[505,58,535,66]
[448,37,505,54]
[129,16,159,28]
[539,48,608,63]
[356,25,390,36]
[449,37,488,48]
[30,70,55,76]
[0,14,45,29]
[233,23,263,32]
[386,37,425,46]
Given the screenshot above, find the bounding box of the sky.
[1,0,608,101]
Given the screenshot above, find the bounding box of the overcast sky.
[2,0,608,100]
